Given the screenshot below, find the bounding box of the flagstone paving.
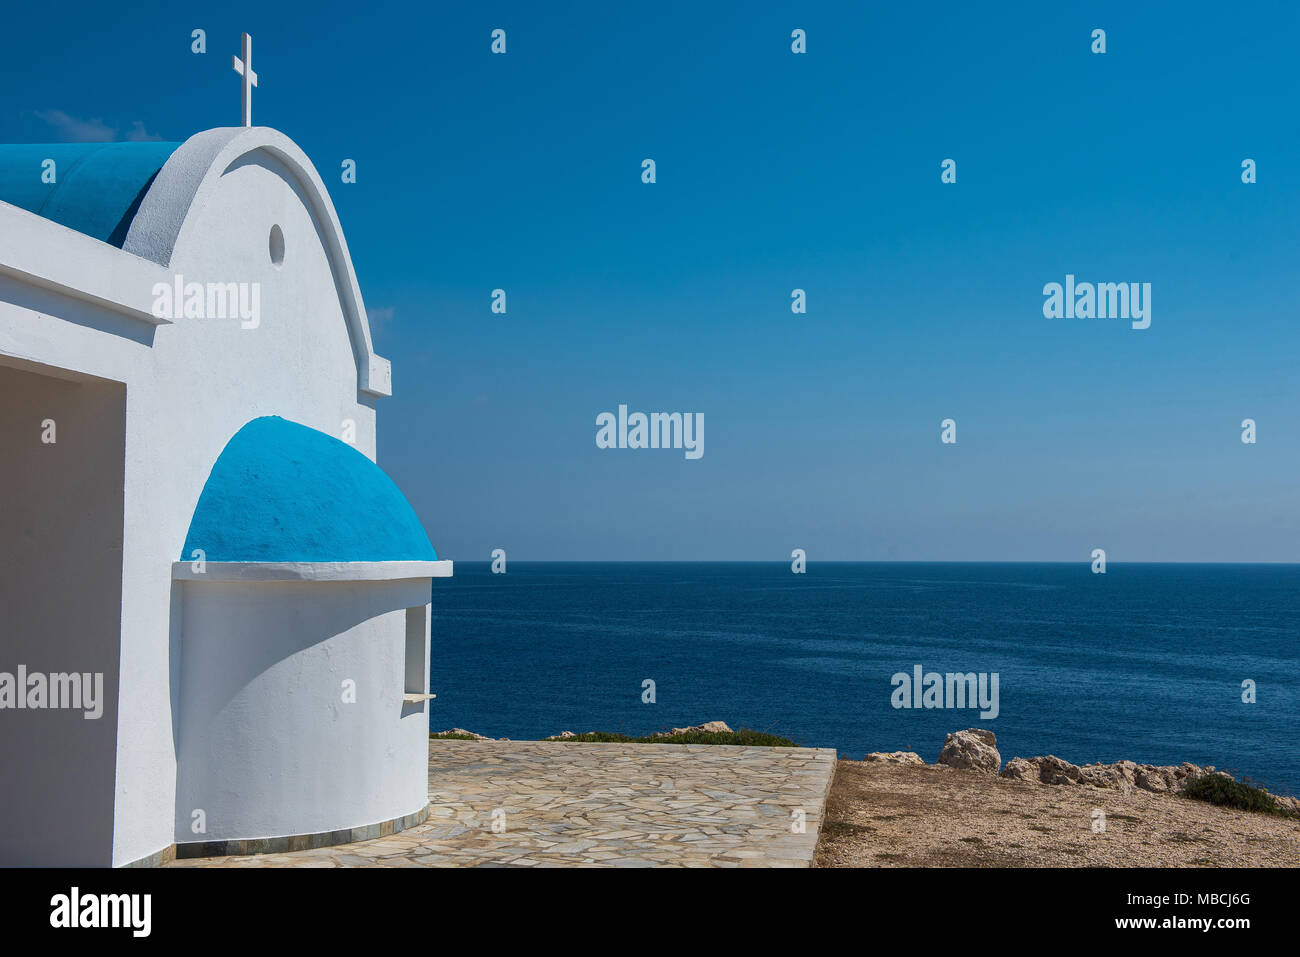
[166,740,837,868]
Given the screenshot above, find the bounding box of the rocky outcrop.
[937,728,1001,774]
[1080,761,1135,790]
[999,756,1042,783]
[1276,795,1300,817]
[864,750,925,765]
[432,728,500,741]
[652,721,734,737]
[998,755,1219,795]
[1034,755,1083,785]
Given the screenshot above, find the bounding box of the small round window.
[269,224,285,268]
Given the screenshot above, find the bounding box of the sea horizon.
[432,561,1300,794]
[438,559,1300,565]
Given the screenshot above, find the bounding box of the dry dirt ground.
[814,759,1300,867]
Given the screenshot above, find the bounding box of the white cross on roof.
[232,33,258,127]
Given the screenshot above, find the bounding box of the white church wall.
[0,126,408,866]
[174,577,432,843]
[112,149,382,865]
[0,272,161,867]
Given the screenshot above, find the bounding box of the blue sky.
[4,1,1299,560]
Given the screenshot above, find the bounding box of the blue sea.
[430,563,1300,794]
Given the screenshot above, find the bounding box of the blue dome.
[182,416,436,563]
[0,141,179,246]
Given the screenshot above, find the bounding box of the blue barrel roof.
[0,141,179,246]
[182,416,437,563]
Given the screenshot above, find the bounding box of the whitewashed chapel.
[0,37,451,866]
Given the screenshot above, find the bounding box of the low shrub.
[544,728,800,747]
[1180,773,1290,817]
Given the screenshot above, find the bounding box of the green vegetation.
[1180,773,1293,817]
[430,728,799,746]
[542,728,799,747]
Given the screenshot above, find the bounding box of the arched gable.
[124,127,391,397]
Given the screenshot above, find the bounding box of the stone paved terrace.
[166,740,837,868]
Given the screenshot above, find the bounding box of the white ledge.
[402,693,436,703]
[172,560,453,582]
[0,202,174,327]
